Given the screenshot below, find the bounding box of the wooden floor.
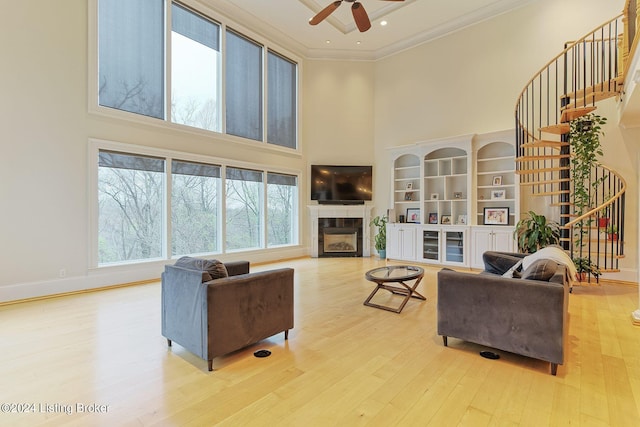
[1,257,639,426]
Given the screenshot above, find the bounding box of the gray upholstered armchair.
[437,251,569,375]
[161,257,294,371]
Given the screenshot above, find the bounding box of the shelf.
[477,155,514,162]
[394,165,420,171]
[477,169,516,175]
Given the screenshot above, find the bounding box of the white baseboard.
[0,246,308,304]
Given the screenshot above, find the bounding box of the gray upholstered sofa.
[437,251,569,375]
[161,257,294,371]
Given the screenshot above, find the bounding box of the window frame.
[88,138,301,269]
[88,0,301,154]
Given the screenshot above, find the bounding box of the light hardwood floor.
[1,257,639,426]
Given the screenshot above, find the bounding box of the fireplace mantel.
[308,205,373,257]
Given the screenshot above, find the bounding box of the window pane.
[171,4,221,132]
[171,160,221,256]
[226,167,263,250]
[267,173,298,246]
[268,51,297,149]
[225,30,263,141]
[98,151,164,264]
[98,0,164,119]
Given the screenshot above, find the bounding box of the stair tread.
[520,140,570,149]
[565,91,618,107]
[516,166,570,174]
[560,106,597,122]
[516,154,571,161]
[562,79,621,102]
[540,123,570,135]
[519,178,571,186]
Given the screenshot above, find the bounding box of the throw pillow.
[483,251,524,275]
[521,245,578,281]
[174,256,228,282]
[520,259,557,281]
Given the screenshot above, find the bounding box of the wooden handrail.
[564,163,627,228]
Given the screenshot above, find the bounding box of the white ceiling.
[206,0,536,60]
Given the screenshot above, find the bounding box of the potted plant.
[514,211,561,253]
[604,224,618,241]
[572,256,601,282]
[370,215,388,259]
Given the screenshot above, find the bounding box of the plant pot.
[577,272,587,282]
[378,249,386,259]
[598,217,609,228]
[608,233,618,241]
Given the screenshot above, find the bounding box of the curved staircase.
[515,13,629,283]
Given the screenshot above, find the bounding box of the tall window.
[98,151,165,264]
[267,173,297,246]
[98,0,164,119]
[171,160,221,256]
[268,51,297,149]
[171,3,221,132]
[225,30,263,141]
[225,167,263,250]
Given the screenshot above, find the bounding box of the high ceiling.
[207,0,535,60]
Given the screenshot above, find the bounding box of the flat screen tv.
[311,165,373,204]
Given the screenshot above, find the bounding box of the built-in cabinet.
[470,226,515,269]
[387,130,517,268]
[386,223,417,261]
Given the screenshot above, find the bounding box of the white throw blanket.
[522,245,578,281]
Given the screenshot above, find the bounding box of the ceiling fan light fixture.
[309,0,404,32]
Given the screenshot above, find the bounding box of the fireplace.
[318,218,363,257]
[308,205,372,258]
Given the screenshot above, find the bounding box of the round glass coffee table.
[364,265,426,313]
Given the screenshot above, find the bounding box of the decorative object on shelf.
[492,175,502,186]
[572,256,601,282]
[398,214,405,223]
[457,214,467,225]
[483,207,510,226]
[406,182,413,190]
[513,211,560,253]
[370,215,388,259]
[428,213,438,224]
[441,215,451,225]
[404,192,413,201]
[490,189,506,200]
[406,208,420,223]
[453,192,463,199]
[430,193,439,200]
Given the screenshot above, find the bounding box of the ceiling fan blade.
[352,2,371,32]
[309,1,342,26]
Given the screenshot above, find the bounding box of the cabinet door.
[386,224,402,260]
[444,230,465,265]
[471,228,493,269]
[493,228,515,252]
[400,227,417,260]
[422,229,440,261]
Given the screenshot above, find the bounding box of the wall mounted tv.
[310,165,373,204]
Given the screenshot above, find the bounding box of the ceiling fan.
[309,0,405,33]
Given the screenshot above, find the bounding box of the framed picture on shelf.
[492,175,503,186]
[483,207,509,226]
[457,214,467,225]
[453,191,463,199]
[404,192,413,201]
[491,189,506,200]
[441,215,451,225]
[406,182,413,190]
[406,208,420,223]
[430,193,439,200]
[428,212,438,224]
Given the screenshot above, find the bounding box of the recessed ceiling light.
[356,41,361,45]
[325,40,331,44]
[380,20,388,26]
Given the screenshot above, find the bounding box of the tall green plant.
[514,211,560,253]
[569,113,607,250]
[370,215,388,251]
